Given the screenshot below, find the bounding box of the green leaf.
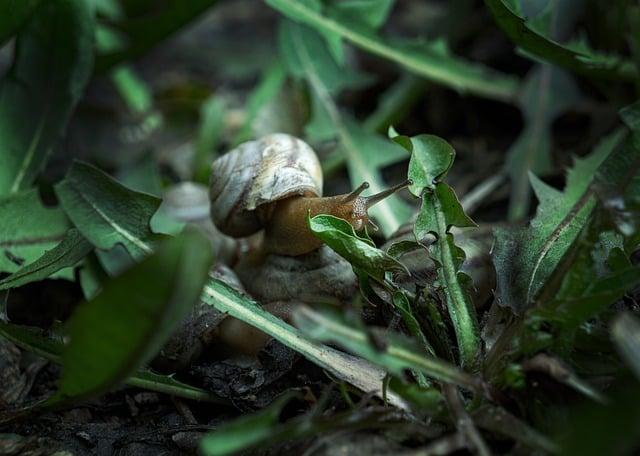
[415,184,477,238]
[268,0,519,102]
[95,0,220,71]
[559,383,640,456]
[280,22,412,235]
[309,214,408,280]
[200,390,401,456]
[200,393,297,456]
[0,229,93,290]
[193,95,226,183]
[363,74,428,134]
[0,0,41,45]
[55,230,213,401]
[0,321,224,404]
[293,306,480,390]
[231,62,287,147]
[397,134,479,368]
[484,0,637,81]
[391,133,455,196]
[0,189,70,274]
[325,0,395,29]
[553,265,640,327]
[415,191,479,368]
[507,66,580,220]
[115,153,163,197]
[279,20,372,142]
[0,0,94,195]
[200,277,409,409]
[54,161,161,259]
[493,125,639,313]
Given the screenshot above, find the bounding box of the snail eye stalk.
[363,179,412,208]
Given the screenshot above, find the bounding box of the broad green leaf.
[0,0,94,195]
[0,190,70,274]
[293,306,480,390]
[493,125,639,314]
[200,277,409,409]
[56,230,213,401]
[0,0,40,45]
[551,264,640,326]
[95,0,220,71]
[309,214,408,280]
[484,0,637,81]
[507,66,580,220]
[0,229,92,290]
[268,0,519,102]
[55,161,161,259]
[280,22,411,235]
[391,133,455,196]
[0,320,224,404]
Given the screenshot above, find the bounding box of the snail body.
[210,133,409,256]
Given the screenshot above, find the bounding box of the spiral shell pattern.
[209,134,323,237]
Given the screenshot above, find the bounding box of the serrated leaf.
[507,66,581,220]
[56,230,213,401]
[392,134,454,196]
[268,0,519,102]
[0,229,92,290]
[309,214,408,280]
[0,0,94,195]
[485,0,637,81]
[0,189,70,274]
[494,124,640,314]
[54,161,161,259]
[0,0,41,45]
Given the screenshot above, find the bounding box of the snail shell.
[209,134,323,237]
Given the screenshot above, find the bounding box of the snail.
[209,133,411,256]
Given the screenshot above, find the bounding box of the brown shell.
[209,134,323,237]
